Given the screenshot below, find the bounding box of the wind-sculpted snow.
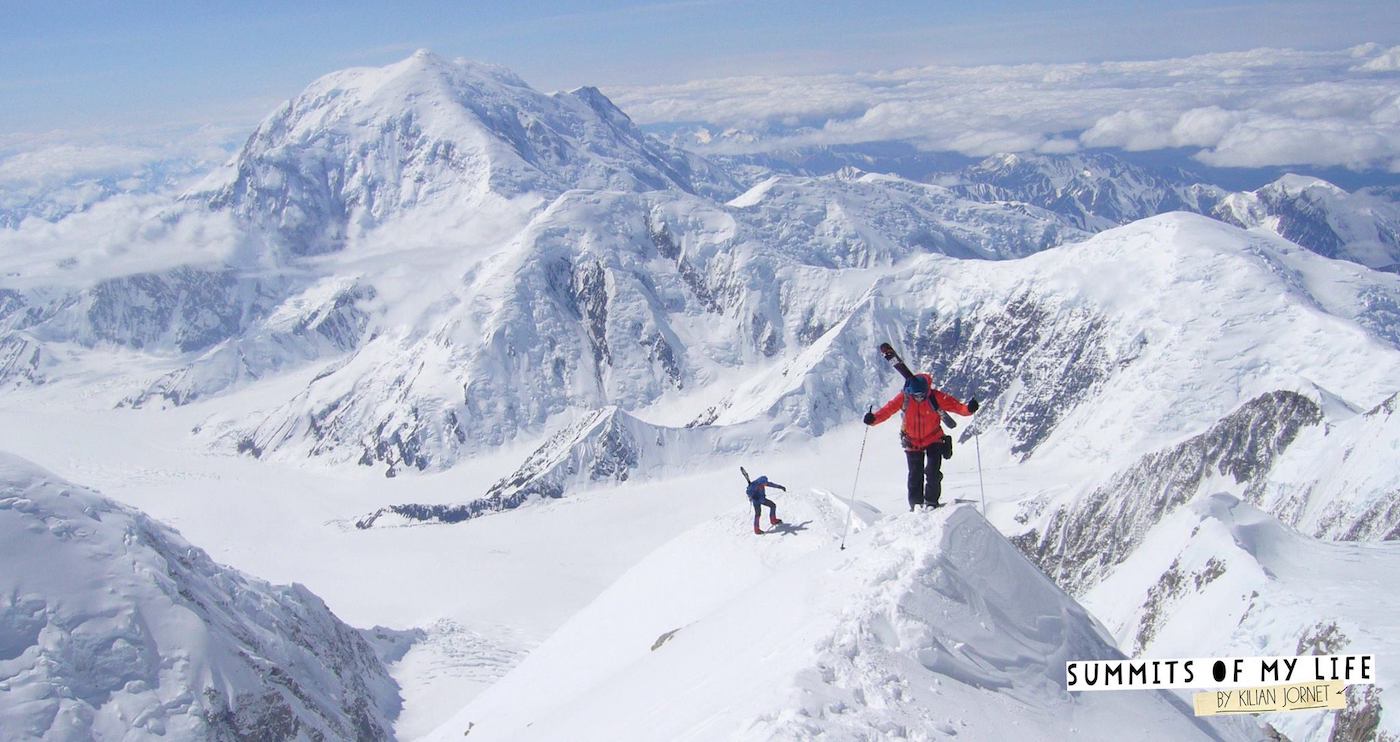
[1012,391,1323,596]
[193,50,737,256]
[0,452,400,740]
[428,501,1233,741]
[1082,494,1400,742]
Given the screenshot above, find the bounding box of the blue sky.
[4,0,1398,136]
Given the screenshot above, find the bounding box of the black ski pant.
[905,443,944,510]
[751,498,777,527]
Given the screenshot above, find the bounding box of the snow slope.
[0,452,400,740]
[1255,391,1400,541]
[428,499,1238,741]
[1084,494,1400,742]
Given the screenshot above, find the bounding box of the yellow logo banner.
[1193,681,1347,716]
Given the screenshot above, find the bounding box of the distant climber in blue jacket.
[741,466,785,535]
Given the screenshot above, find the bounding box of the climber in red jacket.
[864,373,978,511]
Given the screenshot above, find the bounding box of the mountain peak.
[195,52,736,255]
[1265,173,1347,197]
[387,48,529,89]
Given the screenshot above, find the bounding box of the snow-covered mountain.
[354,406,712,524]
[950,152,1225,231]
[943,152,1400,271]
[199,175,1089,471]
[0,452,401,740]
[191,50,738,257]
[426,500,1238,741]
[124,275,374,407]
[1213,174,1400,270]
[1254,391,1400,541]
[700,213,1399,466]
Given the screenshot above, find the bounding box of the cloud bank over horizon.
[612,44,1400,173]
[1,41,1398,216]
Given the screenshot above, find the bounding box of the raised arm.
[934,390,972,416]
[870,390,903,424]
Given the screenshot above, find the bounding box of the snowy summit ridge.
[428,502,1230,741]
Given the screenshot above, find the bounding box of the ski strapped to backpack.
[878,342,957,430]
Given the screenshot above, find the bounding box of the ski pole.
[839,406,872,550]
[975,429,987,516]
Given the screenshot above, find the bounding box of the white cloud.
[1197,116,1399,170]
[0,145,165,187]
[0,125,239,190]
[611,45,1400,172]
[0,195,243,289]
[1357,45,1400,72]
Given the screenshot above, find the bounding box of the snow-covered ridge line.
[429,501,1236,740]
[356,406,720,527]
[0,451,401,740]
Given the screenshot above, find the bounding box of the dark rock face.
[85,268,255,351]
[1015,391,1322,595]
[907,291,1117,458]
[0,334,44,385]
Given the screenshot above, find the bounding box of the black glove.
[863,410,876,425]
[942,437,954,460]
[967,397,980,414]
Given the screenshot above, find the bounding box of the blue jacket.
[746,476,785,501]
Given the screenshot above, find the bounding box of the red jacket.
[871,374,971,450]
